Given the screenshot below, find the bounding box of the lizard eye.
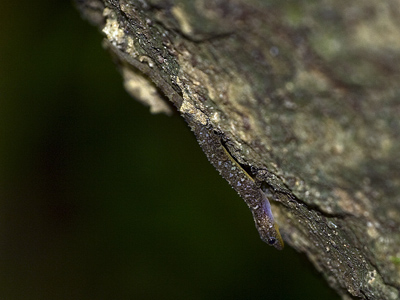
[268,238,276,245]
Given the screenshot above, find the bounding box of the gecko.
[193,124,284,250]
[103,39,283,249]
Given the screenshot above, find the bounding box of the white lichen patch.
[367,269,377,284]
[180,97,208,125]
[210,111,221,123]
[102,8,139,60]
[178,63,219,102]
[125,36,137,57]
[122,67,172,115]
[174,74,209,125]
[102,8,125,45]
[139,55,154,68]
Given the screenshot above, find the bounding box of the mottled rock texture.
[76,1,400,299]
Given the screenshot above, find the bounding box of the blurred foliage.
[0,1,339,299]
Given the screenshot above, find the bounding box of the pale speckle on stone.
[122,67,173,115]
[102,8,125,45]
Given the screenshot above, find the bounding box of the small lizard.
[193,124,284,250]
[104,40,283,249]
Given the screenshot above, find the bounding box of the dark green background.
[0,1,339,299]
